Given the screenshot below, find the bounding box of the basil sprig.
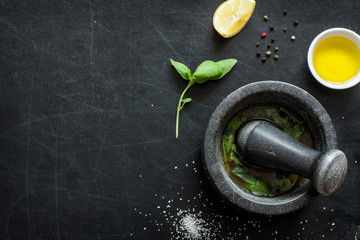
[170,58,237,138]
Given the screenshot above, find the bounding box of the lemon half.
[213,0,256,38]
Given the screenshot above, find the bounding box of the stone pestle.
[237,120,348,196]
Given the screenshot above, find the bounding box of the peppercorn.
[261,57,267,62]
[274,46,279,51]
[271,38,275,43]
[267,44,271,48]
[274,55,279,60]
[283,10,287,15]
[291,36,296,41]
[283,28,287,32]
[264,15,269,21]
[261,32,267,38]
[256,42,260,47]
[270,25,274,31]
[256,52,261,57]
[294,20,299,26]
[266,51,271,56]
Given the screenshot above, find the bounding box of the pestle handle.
[237,120,348,196]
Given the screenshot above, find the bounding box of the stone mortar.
[202,81,338,215]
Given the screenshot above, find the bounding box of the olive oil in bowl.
[313,36,360,84]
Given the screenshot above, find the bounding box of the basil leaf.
[181,98,192,103]
[248,178,271,196]
[223,134,234,154]
[232,167,271,196]
[179,97,192,110]
[232,167,257,185]
[229,149,241,165]
[214,59,238,79]
[170,59,192,80]
[222,139,230,163]
[192,60,222,84]
[225,115,243,132]
[274,173,298,192]
[284,124,304,140]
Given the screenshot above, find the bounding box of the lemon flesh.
[213,0,256,38]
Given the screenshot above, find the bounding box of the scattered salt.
[176,212,210,239]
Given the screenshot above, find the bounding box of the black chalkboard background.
[1,0,359,239]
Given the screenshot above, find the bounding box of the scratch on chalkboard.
[89,0,94,78]
[155,146,200,173]
[56,93,105,112]
[54,126,60,240]
[270,57,279,81]
[153,26,184,63]
[65,73,88,83]
[236,60,265,75]
[25,76,33,240]
[108,138,164,148]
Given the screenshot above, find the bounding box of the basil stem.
[176,80,194,139]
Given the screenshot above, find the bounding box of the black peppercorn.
[261,57,267,62]
[270,25,274,31]
[271,38,275,43]
[256,52,261,57]
[294,20,299,26]
[283,10,287,15]
[256,42,260,47]
[267,44,271,48]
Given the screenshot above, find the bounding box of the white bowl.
[307,28,360,89]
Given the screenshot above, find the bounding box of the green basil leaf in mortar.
[215,59,238,79]
[222,137,230,163]
[232,167,257,185]
[248,178,271,196]
[229,147,241,165]
[284,124,305,140]
[225,115,243,133]
[222,115,245,165]
[192,60,222,84]
[170,59,192,80]
[232,167,270,195]
[274,173,298,192]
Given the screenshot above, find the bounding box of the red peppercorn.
[261,32,267,38]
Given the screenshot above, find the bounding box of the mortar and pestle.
[202,81,348,215]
